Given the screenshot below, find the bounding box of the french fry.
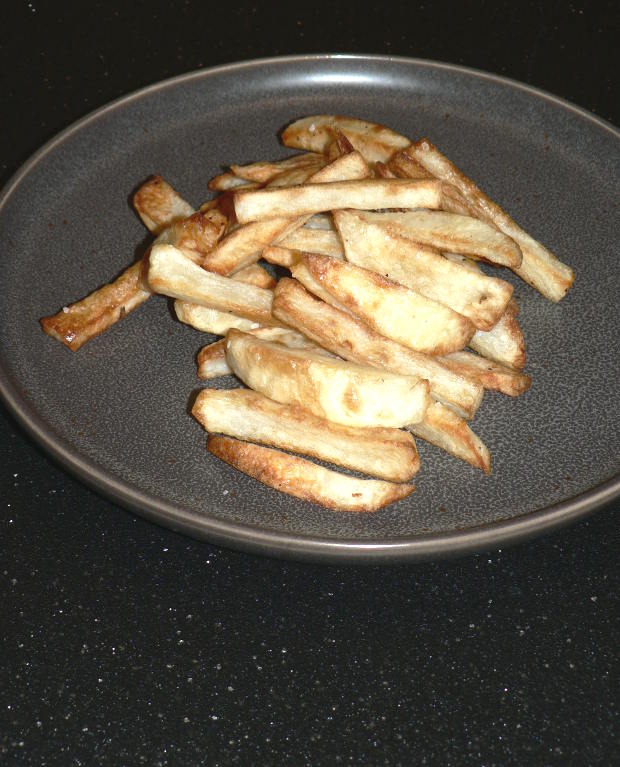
[272,278,484,420]
[278,226,344,258]
[408,401,491,474]
[133,175,195,233]
[281,115,411,163]
[202,151,371,275]
[305,213,334,230]
[230,152,326,183]
[155,209,227,263]
[174,303,262,335]
[406,139,575,301]
[148,244,276,326]
[234,179,442,224]
[438,350,531,396]
[469,300,526,370]
[225,329,430,428]
[345,209,522,269]
[193,389,419,482]
[197,326,334,379]
[208,172,260,191]
[207,436,414,512]
[294,253,475,355]
[262,245,303,269]
[230,264,276,289]
[333,210,514,330]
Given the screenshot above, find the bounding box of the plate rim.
[1,53,619,562]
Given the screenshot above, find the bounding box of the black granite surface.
[1,1,618,764]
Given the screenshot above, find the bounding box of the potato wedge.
[333,210,514,330]
[148,244,275,326]
[133,175,195,234]
[225,329,430,428]
[281,115,411,163]
[194,389,419,482]
[295,253,475,355]
[346,209,522,269]
[207,436,414,512]
[407,139,575,301]
[438,351,531,396]
[234,179,442,224]
[272,278,483,420]
[408,401,491,473]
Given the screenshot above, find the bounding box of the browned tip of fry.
[206,435,414,512]
[133,175,195,234]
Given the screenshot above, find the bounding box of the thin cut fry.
[333,210,514,330]
[407,139,575,301]
[295,253,475,355]
[207,436,414,512]
[272,278,483,420]
[225,329,430,428]
[234,179,442,224]
[193,389,420,482]
[408,401,491,474]
[133,175,195,233]
[230,152,326,183]
[438,351,531,396]
[281,115,411,163]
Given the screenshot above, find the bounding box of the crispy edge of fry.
[133,175,195,233]
[224,328,431,429]
[408,401,491,474]
[193,389,420,482]
[407,139,575,301]
[298,252,475,356]
[271,277,484,420]
[438,351,532,396]
[233,179,442,224]
[40,258,151,351]
[206,435,415,512]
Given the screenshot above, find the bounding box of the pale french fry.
[174,303,262,335]
[281,115,411,163]
[133,175,195,233]
[272,278,484,420]
[346,209,522,269]
[225,329,430,428]
[230,152,326,183]
[333,210,514,330]
[262,245,302,269]
[469,300,526,370]
[202,151,371,275]
[148,244,275,326]
[207,436,414,512]
[40,259,152,351]
[438,351,531,396]
[193,389,419,482]
[265,163,327,188]
[197,326,334,379]
[278,227,344,258]
[407,401,491,474]
[231,263,276,289]
[294,253,475,355]
[305,213,334,230]
[288,260,356,315]
[234,179,442,224]
[407,139,575,301]
[208,172,260,191]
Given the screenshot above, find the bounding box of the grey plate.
[1,55,619,563]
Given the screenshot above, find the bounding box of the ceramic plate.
[1,55,618,561]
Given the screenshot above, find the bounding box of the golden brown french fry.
[207,436,414,512]
[155,210,227,263]
[333,210,514,330]
[407,139,575,301]
[294,253,475,355]
[225,329,430,428]
[234,179,442,224]
[272,278,483,420]
[277,226,344,258]
[261,245,302,269]
[407,401,491,474]
[148,244,275,326]
[196,326,334,379]
[230,152,326,183]
[326,129,357,161]
[133,175,195,233]
[202,151,371,275]
[281,115,411,163]
[438,351,531,396]
[469,300,526,370]
[40,259,152,351]
[346,209,522,269]
[193,389,419,482]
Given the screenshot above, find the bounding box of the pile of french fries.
[41,115,575,512]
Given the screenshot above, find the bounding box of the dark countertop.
[1,2,618,764]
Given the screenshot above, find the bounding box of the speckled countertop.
[1,2,618,764]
